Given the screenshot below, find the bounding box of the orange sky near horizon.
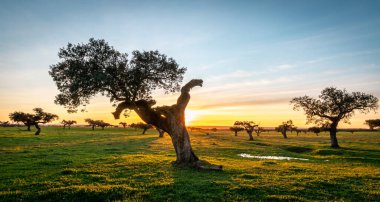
[0,88,378,129]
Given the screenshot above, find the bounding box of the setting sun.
[185,110,198,125]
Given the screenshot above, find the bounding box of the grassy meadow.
[0,126,379,201]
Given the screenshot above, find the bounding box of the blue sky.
[1,0,380,127]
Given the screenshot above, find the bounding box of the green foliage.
[234,121,257,133]
[229,126,244,133]
[49,38,186,113]
[291,87,378,125]
[0,127,379,201]
[9,108,59,125]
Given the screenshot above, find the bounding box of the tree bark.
[157,128,165,137]
[92,125,95,130]
[282,130,287,139]
[248,131,254,140]
[168,123,199,164]
[112,79,222,170]
[34,124,41,135]
[27,125,31,131]
[234,131,238,136]
[142,128,147,134]
[329,123,339,148]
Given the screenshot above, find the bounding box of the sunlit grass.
[0,126,379,201]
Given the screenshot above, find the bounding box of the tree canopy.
[9,108,59,135]
[276,120,294,139]
[49,38,186,114]
[291,87,378,125]
[234,121,258,140]
[291,87,378,147]
[61,120,77,129]
[365,119,380,130]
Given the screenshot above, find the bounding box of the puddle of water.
[238,153,309,161]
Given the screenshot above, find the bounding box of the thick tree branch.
[112,101,134,119]
[177,79,203,111]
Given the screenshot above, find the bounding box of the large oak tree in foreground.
[291,87,378,148]
[49,38,221,170]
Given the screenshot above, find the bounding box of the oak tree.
[291,87,378,148]
[365,119,380,130]
[49,39,221,169]
[84,118,97,130]
[61,120,77,129]
[9,108,59,135]
[119,122,128,128]
[229,126,244,136]
[234,121,258,140]
[276,120,294,139]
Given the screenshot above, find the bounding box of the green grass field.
[0,126,379,201]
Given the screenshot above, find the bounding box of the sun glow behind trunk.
[185,109,198,126]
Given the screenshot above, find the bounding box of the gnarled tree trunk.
[35,124,41,135]
[157,128,165,138]
[113,79,222,170]
[329,122,339,148]
[247,131,254,141]
[281,129,287,139]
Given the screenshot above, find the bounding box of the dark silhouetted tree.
[156,127,165,137]
[130,122,152,134]
[291,87,378,148]
[9,108,58,135]
[277,120,294,139]
[308,127,321,136]
[255,126,264,136]
[365,119,380,130]
[119,122,127,128]
[234,121,258,140]
[96,120,111,130]
[61,120,77,129]
[229,126,244,136]
[84,118,97,130]
[49,38,222,170]
[0,121,10,127]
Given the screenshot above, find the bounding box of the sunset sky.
[1,0,380,128]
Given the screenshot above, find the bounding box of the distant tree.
[84,118,97,130]
[61,120,77,129]
[295,129,302,136]
[254,127,264,136]
[96,120,111,130]
[9,108,59,135]
[308,127,321,136]
[130,122,153,134]
[119,122,128,128]
[49,39,221,169]
[277,120,294,139]
[211,128,218,132]
[291,87,378,148]
[364,119,380,130]
[234,121,258,140]
[290,127,297,134]
[229,126,244,136]
[157,127,165,137]
[0,121,10,127]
